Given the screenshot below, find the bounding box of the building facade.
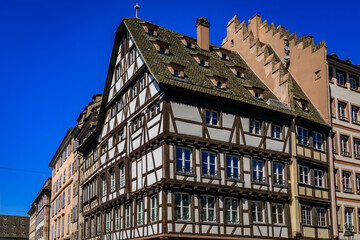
[49,130,77,240]
[28,177,52,240]
[28,206,36,240]
[78,16,332,240]
[0,215,29,240]
[328,54,360,239]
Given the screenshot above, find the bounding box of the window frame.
[225,198,239,224]
[301,205,312,225]
[272,203,284,225]
[201,151,217,177]
[200,195,216,222]
[250,119,262,135]
[297,126,309,146]
[226,155,240,180]
[251,201,264,223]
[271,124,282,139]
[137,200,143,225]
[252,159,265,183]
[314,169,324,188]
[176,147,193,174]
[316,208,326,227]
[150,194,158,222]
[205,110,220,127]
[273,162,285,186]
[299,165,310,185]
[312,131,323,151]
[174,193,190,221]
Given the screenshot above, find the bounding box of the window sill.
[201,175,221,180]
[336,83,348,89]
[176,171,196,177]
[248,132,262,137]
[338,117,350,123]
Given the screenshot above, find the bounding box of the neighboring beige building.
[27,207,36,240]
[49,130,77,240]
[28,177,52,240]
[328,54,360,239]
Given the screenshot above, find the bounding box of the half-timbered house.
[81,17,332,240]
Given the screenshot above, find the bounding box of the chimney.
[196,17,210,51]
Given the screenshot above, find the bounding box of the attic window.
[179,37,195,49]
[229,66,245,78]
[216,49,230,61]
[192,53,209,68]
[295,98,309,112]
[141,23,158,36]
[165,62,185,78]
[208,76,227,89]
[151,40,170,55]
[246,87,264,100]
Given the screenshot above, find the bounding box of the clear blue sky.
[0,0,359,216]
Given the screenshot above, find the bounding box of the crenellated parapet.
[223,14,331,125]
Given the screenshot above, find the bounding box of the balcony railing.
[202,169,218,177]
[227,173,240,180]
[176,165,193,174]
[343,185,352,192]
[352,119,360,124]
[345,224,354,231]
[339,115,348,121]
[253,177,266,184]
[273,179,286,186]
[298,140,310,147]
[341,150,350,156]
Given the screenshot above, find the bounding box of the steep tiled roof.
[123,18,327,125]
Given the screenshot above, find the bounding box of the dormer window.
[208,76,226,89]
[295,98,309,112]
[215,49,230,61]
[151,40,170,55]
[141,23,158,36]
[179,36,196,49]
[165,62,185,78]
[192,53,209,68]
[229,66,245,78]
[246,87,264,100]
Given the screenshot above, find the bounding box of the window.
[202,151,217,177]
[317,208,326,226]
[345,208,354,230]
[132,84,137,98]
[84,220,88,238]
[150,195,158,222]
[148,29,154,35]
[102,175,107,196]
[350,77,358,90]
[301,205,312,225]
[226,155,240,179]
[186,41,192,48]
[68,187,71,204]
[117,99,122,112]
[116,65,121,80]
[90,217,95,236]
[115,208,120,230]
[105,212,110,232]
[271,125,281,139]
[176,147,192,174]
[129,47,136,65]
[205,110,219,126]
[336,71,345,85]
[221,53,227,60]
[299,166,309,184]
[297,127,309,146]
[137,200,143,225]
[201,196,216,222]
[119,164,125,187]
[132,115,142,131]
[61,217,64,236]
[174,193,190,220]
[225,199,239,223]
[338,102,347,120]
[139,77,145,91]
[352,106,359,124]
[174,69,180,77]
[110,169,115,192]
[125,204,131,227]
[341,135,350,156]
[252,160,264,183]
[101,143,108,154]
[272,204,284,224]
[356,174,360,194]
[314,169,324,187]
[96,215,101,234]
[312,132,323,150]
[251,201,264,223]
[111,104,116,117]
[250,119,261,135]
[273,163,284,186]
[343,171,352,192]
